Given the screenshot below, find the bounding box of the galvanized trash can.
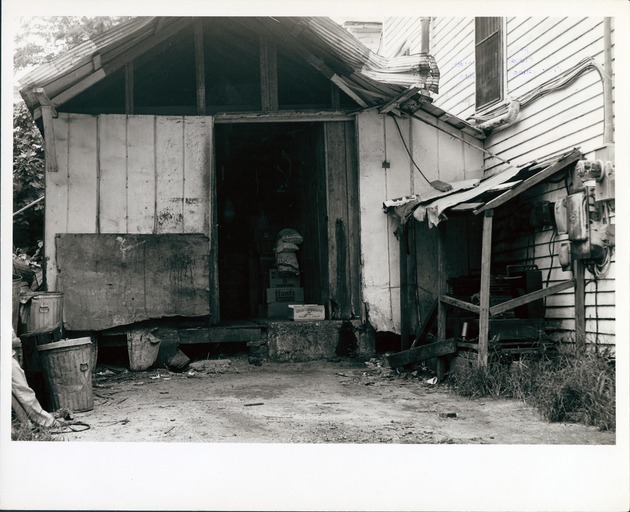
[37,337,94,412]
[24,292,64,333]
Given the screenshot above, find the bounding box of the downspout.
[475,99,521,132]
[603,17,614,145]
[420,17,430,54]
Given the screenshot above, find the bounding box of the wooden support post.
[194,20,206,115]
[478,209,494,368]
[574,259,586,353]
[399,225,410,351]
[437,222,447,341]
[33,89,57,173]
[125,62,134,114]
[259,36,278,111]
[436,222,447,380]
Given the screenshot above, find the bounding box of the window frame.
[474,17,505,111]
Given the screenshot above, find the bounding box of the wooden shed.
[19,16,486,355]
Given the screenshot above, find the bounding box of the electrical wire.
[390,115,433,187]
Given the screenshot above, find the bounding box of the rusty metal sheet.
[56,234,210,331]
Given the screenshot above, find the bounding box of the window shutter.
[475,17,503,109]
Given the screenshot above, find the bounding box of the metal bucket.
[24,292,63,333]
[127,330,161,371]
[37,337,93,412]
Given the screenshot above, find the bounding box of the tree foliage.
[13,102,45,253]
[14,16,132,73]
[13,17,131,254]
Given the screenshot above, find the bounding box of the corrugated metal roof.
[385,148,583,227]
[17,15,475,136]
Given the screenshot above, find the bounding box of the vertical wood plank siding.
[47,114,214,290]
[67,114,98,233]
[98,115,128,233]
[127,116,156,233]
[426,16,615,345]
[357,110,484,333]
[46,114,70,290]
[155,117,185,233]
[324,121,361,319]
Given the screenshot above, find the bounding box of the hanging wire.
[390,115,433,187]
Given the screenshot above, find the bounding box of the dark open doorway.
[215,122,326,320]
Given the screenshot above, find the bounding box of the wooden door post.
[574,259,586,353]
[399,224,410,351]
[478,209,494,367]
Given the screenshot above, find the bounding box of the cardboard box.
[269,269,300,288]
[266,287,305,304]
[260,302,305,319]
[288,304,326,321]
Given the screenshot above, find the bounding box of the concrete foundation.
[259,319,375,362]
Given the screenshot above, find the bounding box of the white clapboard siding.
[381,18,422,58]
[431,18,476,118]
[423,16,616,346]
[491,177,615,343]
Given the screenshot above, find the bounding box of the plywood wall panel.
[155,116,185,233]
[127,116,157,233]
[98,115,128,233]
[67,114,98,233]
[183,117,212,234]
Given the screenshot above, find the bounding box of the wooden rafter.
[194,20,206,115]
[259,35,278,111]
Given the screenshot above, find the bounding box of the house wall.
[427,16,616,345]
[380,18,424,58]
[356,110,484,333]
[46,113,214,293]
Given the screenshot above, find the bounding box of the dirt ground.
[58,355,615,444]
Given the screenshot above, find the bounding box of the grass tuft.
[448,346,615,431]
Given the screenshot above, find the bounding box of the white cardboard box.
[288,304,326,321]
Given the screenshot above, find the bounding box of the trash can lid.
[36,337,92,352]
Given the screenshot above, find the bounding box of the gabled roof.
[18,17,437,115]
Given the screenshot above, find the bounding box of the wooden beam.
[125,62,134,114]
[475,149,583,214]
[478,209,494,367]
[331,75,369,108]
[574,259,586,352]
[259,35,278,111]
[386,339,457,368]
[399,225,410,351]
[33,88,58,173]
[103,18,192,75]
[45,68,107,115]
[440,295,481,314]
[194,20,206,115]
[379,86,420,115]
[437,222,447,342]
[213,111,353,123]
[489,279,576,317]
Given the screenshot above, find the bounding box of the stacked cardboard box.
[264,269,304,319]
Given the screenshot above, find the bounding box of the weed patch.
[448,347,615,431]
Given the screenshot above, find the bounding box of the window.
[475,17,503,109]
